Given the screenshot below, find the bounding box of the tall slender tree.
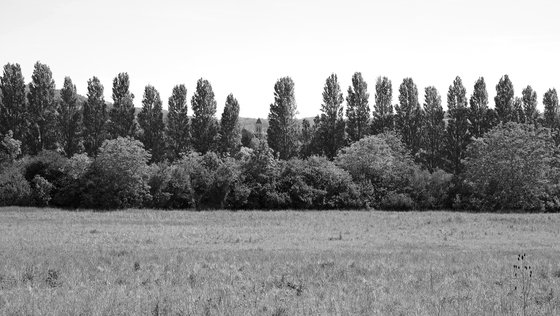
[165,84,190,159]
[267,77,299,159]
[138,85,165,162]
[109,72,136,138]
[420,86,445,171]
[345,72,370,142]
[543,88,559,129]
[58,76,83,157]
[445,76,471,174]
[395,78,422,154]
[218,94,242,156]
[27,62,58,154]
[372,76,394,134]
[83,76,108,156]
[315,74,346,159]
[522,85,538,125]
[494,74,514,123]
[469,77,491,138]
[0,63,27,144]
[191,78,219,154]
[511,97,525,123]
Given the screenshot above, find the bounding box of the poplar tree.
[138,85,165,162]
[395,78,422,154]
[58,76,83,157]
[511,97,525,123]
[494,74,514,123]
[420,86,445,171]
[165,84,190,159]
[522,85,538,125]
[191,78,219,154]
[267,77,299,159]
[469,77,490,138]
[218,94,242,156]
[109,72,136,138]
[0,63,27,143]
[445,76,471,174]
[27,62,58,154]
[372,76,394,134]
[543,88,559,129]
[345,72,370,142]
[315,73,346,159]
[83,76,108,156]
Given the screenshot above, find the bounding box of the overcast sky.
[1,0,558,118]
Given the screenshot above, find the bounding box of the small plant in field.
[512,253,533,316]
[45,268,62,288]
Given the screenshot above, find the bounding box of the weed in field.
[133,261,141,271]
[512,253,533,316]
[45,268,61,288]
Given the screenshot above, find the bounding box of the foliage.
[395,78,423,155]
[81,137,151,209]
[335,133,417,207]
[267,77,299,160]
[314,74,346,159]
[58,76,83,157]
[0,131,22,169]
[191,78,219,154]
[108,73,136,138]
[521,85,539,125]
[0,165,31,206]
[372,76,394,134]
[494,74,515,123]
[346,72,370,142]
[165,84,190,159]
[419,86,445,171]
[464,123,560,211]
[138,85,165,162]
[543,88,558,129]
[278,156,360,209]
[83,76,108,156]
[444,76,471,174]
[0,63,28,143]
[27,62,58,154]
[218,94,242,156]
[469,77,491,138]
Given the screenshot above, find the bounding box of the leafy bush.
[335,133,417,208]
[0,165,31,206]
[379,192,414,210]
[278,156,360,209]
[464,123,560,211]
[31,175,53,206]
[51,153,93,208]
[81,137,151,209]
[408,168,454,209]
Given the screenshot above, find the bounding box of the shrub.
[279,156,360,209]
[31,175,54,206]
[335,133,417,208]
[0,165,31,206]
[81,137,151,209]
[408,168,454,209]
[379,192,415,210]
[51,153,93,208]
[464,123,560,211]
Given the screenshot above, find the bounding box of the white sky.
[1,0,558,118]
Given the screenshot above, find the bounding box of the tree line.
[1,61,559,211]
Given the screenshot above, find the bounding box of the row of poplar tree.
[1,61,559,175]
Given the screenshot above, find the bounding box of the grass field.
[1,208,560,315]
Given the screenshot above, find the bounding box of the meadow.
[1,208,560,315]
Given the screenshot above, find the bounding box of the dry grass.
[1,208,560,315]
